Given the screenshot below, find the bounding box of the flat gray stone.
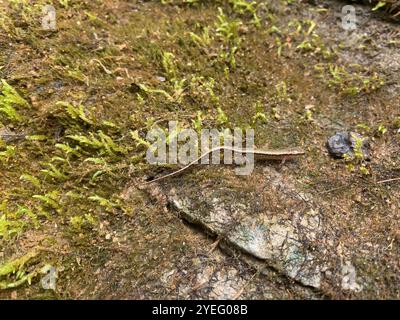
[147,165,356,291]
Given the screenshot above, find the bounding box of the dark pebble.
[327,132,370,159]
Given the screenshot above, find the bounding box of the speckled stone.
[326,132,370,159]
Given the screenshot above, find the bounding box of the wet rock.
[151,166,346,290]
[167,252,310,299]
[326,132,370,159]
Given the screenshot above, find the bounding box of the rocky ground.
[0,0,399,299]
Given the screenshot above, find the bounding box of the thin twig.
[233,272,258,300]
[377,177,400,184]
[208,238,221,254]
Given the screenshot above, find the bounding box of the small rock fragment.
[156,76,166,82]
[326,132,370,159]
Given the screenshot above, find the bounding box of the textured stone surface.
[326,132,370,159]
[150,165,362,292]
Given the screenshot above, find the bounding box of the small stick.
[377,177,400,184]
[208,238,221,254]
